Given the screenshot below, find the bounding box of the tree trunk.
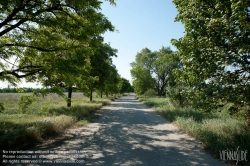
[178,88,183,107]
[67,86,73,107]
[160,86,164,96]
[90,88,93,102]
[100,90,103,98]
[157,81,160,96]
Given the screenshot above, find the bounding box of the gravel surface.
[14,94,230,166]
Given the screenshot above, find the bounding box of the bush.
[144,88,157,97]
[18,94,36,114]
[166,86,187,107]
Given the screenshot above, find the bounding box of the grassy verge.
[138,97,250,165]
[0,93,115,150]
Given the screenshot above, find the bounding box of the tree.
[130,63,155,95]
[0,0,117,107]
[97,65,120,98]
[39,44,92,107]
[20,16,113,106]
[0,0,116,84]
[146,47,180,96]
[172,0,250,116]
[130,47,180,96]
[118,77,133,94]
[84,42,118,101]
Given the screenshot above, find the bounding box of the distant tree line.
[0,87,80,93]
[0,88,41,93]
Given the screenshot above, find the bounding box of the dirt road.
[27,94,228,165]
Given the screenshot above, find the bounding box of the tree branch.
[0,4,61,37]
[0,0,28,29]
[0,65,43,78]
[4,44,69,52]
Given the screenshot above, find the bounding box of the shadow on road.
[32,94,227,166]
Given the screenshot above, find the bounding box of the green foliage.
[130,47,181,96]
[144,88,157,97]
[83,42,119,101]
[131,65,155,95]
[172,0,250,123]
[140,97,250,164]
[118,77,133,94]
[0,0,114,79]
[18,94,36,114]
[0,0,119,107]
[40,101,52,115]
[166,86,187,107]
[0,87,41,93]
[102,65,120,96]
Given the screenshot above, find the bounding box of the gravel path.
[28,94,229,166]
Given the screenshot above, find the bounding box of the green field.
[138,97,250,164]
[0,93,114,150]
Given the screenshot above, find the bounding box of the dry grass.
[0,92,113,150]
[138,97,250,165]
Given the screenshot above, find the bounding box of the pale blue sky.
[101,0,184,83]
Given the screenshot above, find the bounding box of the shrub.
[166,86,187,107]
[18,94,36,114]
[144,88,157,97]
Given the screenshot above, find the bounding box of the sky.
[0,0,184,88]
[101,0,184,83]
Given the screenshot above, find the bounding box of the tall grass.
[139,97,250,164]
[0,93,113,150]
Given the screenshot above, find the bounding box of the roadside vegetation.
[130,1,250,164]
[0,0,135,150]
[0,0,134,111]
[0,93,118,150]
[138,96,250,164]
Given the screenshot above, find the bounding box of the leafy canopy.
[172,0,250,113]
[130,47,180,96]
[0,0,115,84]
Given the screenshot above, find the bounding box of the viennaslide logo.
[219,146,248,165]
